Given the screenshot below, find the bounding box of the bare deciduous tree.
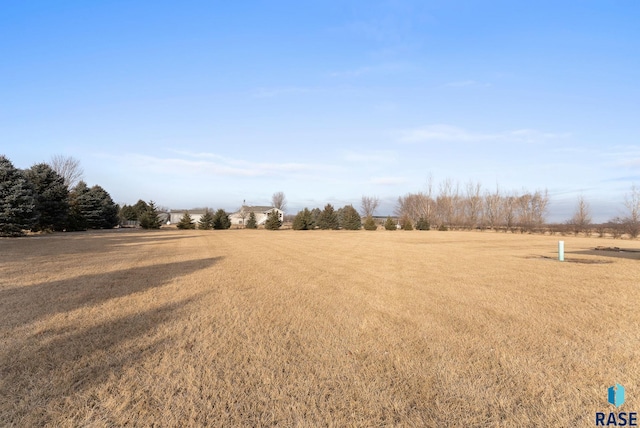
[464,181,483,229]
[531,189,549,231]
[568,195,592,235]
[623,184,640,238]
[395,193,431,224]
[436,178,454,227]
[49,155,84,189]
[517,191,533,232]
[360,195,380,218]
[271,191,287,213]
[484,186,502,230]
[502,192,518,232]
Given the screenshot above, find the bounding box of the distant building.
[120,211,169,227]
[229,205,283,226]
[168,209,210,225]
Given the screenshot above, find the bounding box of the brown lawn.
[1,229,639,426]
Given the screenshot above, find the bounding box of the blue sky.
[1,1,639,222]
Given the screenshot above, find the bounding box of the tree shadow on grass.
[0,256,222,329]
[0,296,200,426]
[0,229,202,258]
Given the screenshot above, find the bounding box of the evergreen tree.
[198,209,214,230]
[317,204,339,230]
[341,205,361,230]
[67,181,90,231]
[212,209,231,230]
[416,217,430,230]
[292,208,313,230]
[133,199,149,218]
[246,211,257,229]
[264,209,282,230]
[401,215,413,230]
[120,199,152,225]
[0,156,37,236]
[119,204,137,221]
[363,216,377,230]
[139,201,162,229]
[384,216,396,230]
[177,211,196,229]
[83,185,118,229]
[310,207,321,229]
[24,163,69,231]
[336,206,345,228]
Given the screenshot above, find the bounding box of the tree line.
[4,153,639,238]
[0,155,118,237]
[393,179,550,232]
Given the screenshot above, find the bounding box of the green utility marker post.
[558,240,565,262]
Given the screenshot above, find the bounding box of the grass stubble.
[0,229,639,426]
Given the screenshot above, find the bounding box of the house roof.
[235,205,280,214]
[170,209,211,215]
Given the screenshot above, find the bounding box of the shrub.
[198,210,214,230]
[438,224,448,231]
[415,217,430,230]
[292,208,313,230]
[401,215,413,230]
[264,209,282,230]
[213,209,231,230]
[363,216,377,230]
[317,204,339,230]
[384,216,396,231]
[246,211,257,229]
[139,201,162,229]
[341,205,361,230]
[177,211,196,229]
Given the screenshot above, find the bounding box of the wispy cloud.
[343,149,397,163]
[618,158,640,167]
[369,176,407,185]
[106,150,337,179]
[398,124,571,144]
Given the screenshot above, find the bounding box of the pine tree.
[384,216,396,231]
[246,211,257,229]
[84,185,118,229]
[264,209,282,230]
[310,207,321,229]
[317,204,339,230]
[213,209,231,230]
[416,217,430,230]
[363,216,377,230]
[198,209,214,230]
[177,211,196,229]
[401,215,413,230]
[340,205,361,230]
[67,181,89,231]
[24,163,69,231]
[119,204,137,222]
[336,206,345,228]
[0,156,37,236]
[133,200,149,219]
[139,201,162,229]
[292,208,313,230]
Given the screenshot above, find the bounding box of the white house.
[229,205,283,227]
[168,209,210,225]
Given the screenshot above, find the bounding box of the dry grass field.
[1,229,639,426]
